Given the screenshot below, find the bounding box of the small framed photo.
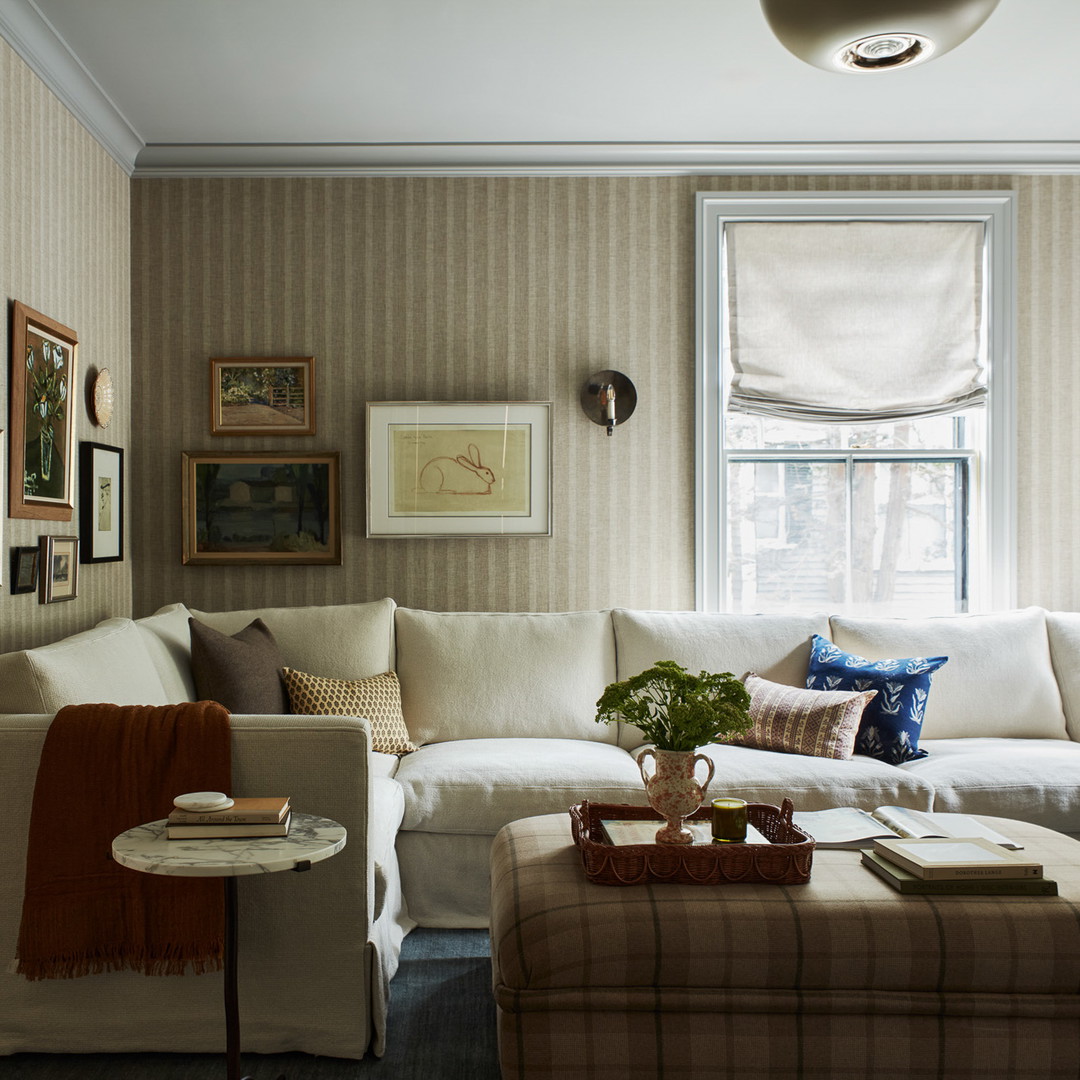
[181,451,341,565]
[8,301,78,521]
[210,357,315,436]
[366,401,552,538]
[80,442,124,563]
[39,535,79,603]
[10,546,38,594]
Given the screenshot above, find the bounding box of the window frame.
[695,191,1017,614]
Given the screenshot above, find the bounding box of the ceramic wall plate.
[92,368,114,427]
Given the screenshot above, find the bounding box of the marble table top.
[112,812,346,878]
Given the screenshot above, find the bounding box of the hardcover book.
[165,812,292,840]
[872,836,1043,880]
[860,850,1058,896]
[167,796,291,825]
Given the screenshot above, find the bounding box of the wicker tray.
[570,798,815,886]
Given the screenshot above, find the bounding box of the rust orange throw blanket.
[15,702,231,980]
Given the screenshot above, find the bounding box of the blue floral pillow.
[805,634,947,765]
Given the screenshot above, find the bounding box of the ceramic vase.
[637,748,716,844]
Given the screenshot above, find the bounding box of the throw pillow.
[188,617,289,714]
[733,673,876,760]
[805,634,948,765]
[282,668,417,754]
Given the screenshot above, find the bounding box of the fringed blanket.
[15,701,231,980]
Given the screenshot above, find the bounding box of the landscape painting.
[182,451,340,564]
[210,357,315,435]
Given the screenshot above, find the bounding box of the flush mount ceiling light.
[760,0,1001,73]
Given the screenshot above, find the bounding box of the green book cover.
[861,850,1059,896]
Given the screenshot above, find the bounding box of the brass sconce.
[581,370,637,436]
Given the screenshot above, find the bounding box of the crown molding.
[131,140,1080,177]
[0,0,142,173]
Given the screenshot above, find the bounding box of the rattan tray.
[570,798,815,886]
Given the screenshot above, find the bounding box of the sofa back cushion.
[829,607,1068,741]
[189,599,396,682]
[0,618,170,713]
[1045,612,1080,742]
[136,603,198,703]
[394,608,617,744]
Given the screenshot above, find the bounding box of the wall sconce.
[581,370,637,436]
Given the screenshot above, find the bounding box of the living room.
[2,2,1080,1078]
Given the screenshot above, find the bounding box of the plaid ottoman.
[490,813,1080,1080]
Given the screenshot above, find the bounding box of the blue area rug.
[6,929,500,1079]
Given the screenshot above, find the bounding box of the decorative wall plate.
[92,368,114,427]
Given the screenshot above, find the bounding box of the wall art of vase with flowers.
[24,337,68,499]
[594,660,753,844]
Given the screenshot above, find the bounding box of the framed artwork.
[39,535,79,603]
[210,357,315,436]
[181,451,341,565]
[79,442,124,563]
[8,302,78,520]
[10,546,39,594]
[366,401,552,538]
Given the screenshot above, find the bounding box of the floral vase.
[637,748,716,845]
[39,425,54,483]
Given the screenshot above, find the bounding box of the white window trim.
[695,191,1017,614]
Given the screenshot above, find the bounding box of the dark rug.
[5,929,500,1079]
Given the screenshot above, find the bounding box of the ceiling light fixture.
[760,0,1001,74]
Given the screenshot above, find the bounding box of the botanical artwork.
[98,476,112,532]
[182,452,340,565]
[79,442,123,563]
[210,358,315,435]
[389,425,531,517]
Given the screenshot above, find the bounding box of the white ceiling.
[3,0,1079,175]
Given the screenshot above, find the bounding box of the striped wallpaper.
[0,38,131,653]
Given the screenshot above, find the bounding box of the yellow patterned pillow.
[282,668,417,754]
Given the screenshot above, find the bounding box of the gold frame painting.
[210,357,315,436]
[366,401,552,537]
[9,301,78,520]
[182,451,341,565]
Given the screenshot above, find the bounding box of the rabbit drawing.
[418,443,495,494]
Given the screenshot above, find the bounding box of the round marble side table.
[112,812,346,1080]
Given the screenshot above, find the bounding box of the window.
[696,192,1015,616]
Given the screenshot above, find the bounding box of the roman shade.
[725,220,985,422]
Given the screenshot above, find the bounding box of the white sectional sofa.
[3,599,1080,1060]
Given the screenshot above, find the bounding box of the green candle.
[711,797,748,843]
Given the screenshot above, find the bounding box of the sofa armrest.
[0,711,382,1060]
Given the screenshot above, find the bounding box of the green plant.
[595,660,752,752]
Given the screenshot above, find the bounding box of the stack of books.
[861,836,1057,896]
[166,796,292,840]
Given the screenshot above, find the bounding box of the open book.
[791,806,1023,850]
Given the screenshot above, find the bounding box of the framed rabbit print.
[366,402,552,538]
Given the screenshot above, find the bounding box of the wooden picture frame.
[182,451,341,565]
[366,401,553,538]
[9,301,78,520]
[210,357,315,436]
[79,442,124,563]
[39,535,78,603]
[10,546,39,594]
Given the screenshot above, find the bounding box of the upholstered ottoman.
[490,813,1080,1080]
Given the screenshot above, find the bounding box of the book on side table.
[166,796,292,840]
[791,805,1023,850]
[860,850,1058,895]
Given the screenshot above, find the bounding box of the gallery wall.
[0,38,131,652]
[131,170,1080,619]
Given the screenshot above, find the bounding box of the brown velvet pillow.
[188,617,289,714]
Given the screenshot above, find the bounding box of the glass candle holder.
[711,797,748,843]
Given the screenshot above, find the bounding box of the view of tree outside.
[725,413,973,616]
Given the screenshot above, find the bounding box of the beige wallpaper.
[127,171,1078,619]
[0,38,131,652]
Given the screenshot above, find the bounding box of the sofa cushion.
[282,668,417,754]
[733,673,875,760]
[394,738,645,833]
[1045,612,1080,742]
[136,603,197,703]
[694,742,936,813]
[830,608,1068,741]
[611,610,831,749]
[903,738,1080,835]
[806,634,946,765]
[0,618,170,713]
[189,599,396,681]
[394,609,617,745]
[189,618,289,714]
